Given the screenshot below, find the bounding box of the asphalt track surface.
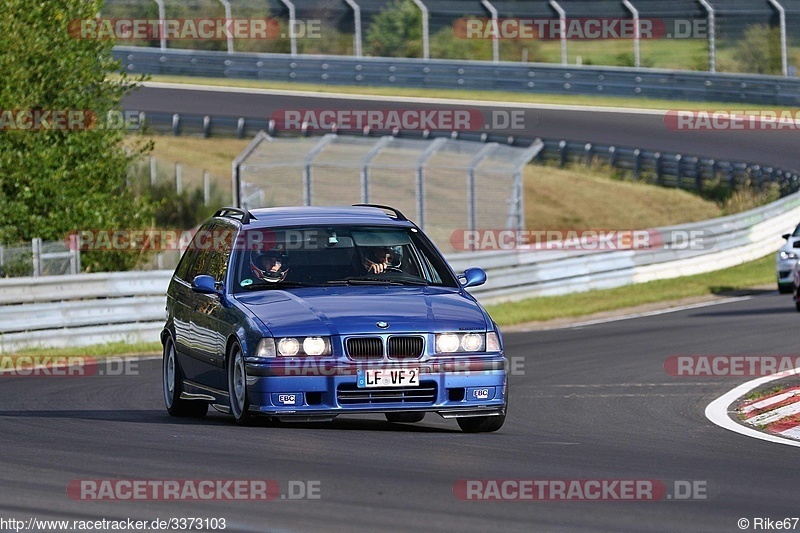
[123,84,800,170]
[1,293,799,532]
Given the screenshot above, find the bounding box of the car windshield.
[233,225,457,291]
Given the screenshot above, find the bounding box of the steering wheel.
[383,266,404,273]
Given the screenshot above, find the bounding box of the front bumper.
[777,258,797,285]
[244,355,507,420]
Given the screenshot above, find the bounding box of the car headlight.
[435,334,461,353]
[461,333,484,352]
[435,332,495,354]
[277,337,300,356]
[272,336,332,357]
[780,250,798,260]
[302,337,327,356]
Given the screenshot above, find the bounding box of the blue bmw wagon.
[162,204,507,432]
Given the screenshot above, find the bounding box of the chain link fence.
[104,0,799,73]
[0,238,81,278]
[235,132,542,252]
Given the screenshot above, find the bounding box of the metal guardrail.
[2,191,799,352]
[133,110,800,198]
[113,46,800,105]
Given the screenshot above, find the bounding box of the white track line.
[141,81,670,116]
[705,367,800,448]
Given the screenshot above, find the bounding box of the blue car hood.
[235,286,488,337]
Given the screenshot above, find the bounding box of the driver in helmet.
[362,246,401,274]
[250,249,289,283]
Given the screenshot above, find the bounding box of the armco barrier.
[113,46,800,105]
[2,192,799,352]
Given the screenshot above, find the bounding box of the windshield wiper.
[339,277,428,286]
[243,280,320,290]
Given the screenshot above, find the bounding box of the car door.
[170,242,201,381]
[190,221,236,391]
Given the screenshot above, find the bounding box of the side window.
[206,224,235,282]
[174,248,196,282]
[186,222,236,283]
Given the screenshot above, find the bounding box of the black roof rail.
[352,204,408,221]
[214,207,255,224]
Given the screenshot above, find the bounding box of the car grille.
[388,336,424,359]
[346,337,383,360]
[780,270,791,278]
[337,382,437,405]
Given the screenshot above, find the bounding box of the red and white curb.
[737,387,800,439]
[706,369,800,448]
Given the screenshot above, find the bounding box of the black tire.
[228,343,256,426]
[795,299,800,312]
[163,338,208,418]
[457,414,506,433]
[385,412,426,424]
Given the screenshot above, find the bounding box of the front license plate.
[357,368,420,388]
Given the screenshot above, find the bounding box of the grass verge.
[486,254,774,326]
[4,342,162,358]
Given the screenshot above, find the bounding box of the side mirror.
[459,267,487,288]
[192,274,220,295]
[783,234,791,240]
[793,241,800,249]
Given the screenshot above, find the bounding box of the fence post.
[411,0,430,59]
[175,163,183,194]
[655,152,663,185]
[558,140,567,167]
[32,238,42,278]
[204,171,211,206]
[150,156,157,187]
[344,0,362,57]
[698,0,715,72]
[584,143,593,166]
[69,234,79,275]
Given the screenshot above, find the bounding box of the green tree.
[0,0,154,272]
[366,0,422,58]
[731,24,782,75]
